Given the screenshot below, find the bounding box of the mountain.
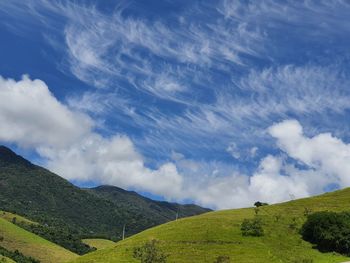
[86,185,211,222]
[71,188,350,263]
[0,146,210,241]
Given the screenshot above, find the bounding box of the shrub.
[288,217,299,231]
[303,207,312,217]
[241,218,264,237]
[301,211,350,255]
[254,207,259,216]
[213,255,230,263]
[133,239,168,263]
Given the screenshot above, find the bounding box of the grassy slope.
[82,239,116,250]
[0,256,15,263]
[71,188,350,263]
[0,210,38,225]
[0,218,79,263]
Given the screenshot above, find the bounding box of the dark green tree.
[254,201,268,207]
[301,211,350,255]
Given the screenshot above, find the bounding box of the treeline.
[0,245,39,263]
[14,219,95,255]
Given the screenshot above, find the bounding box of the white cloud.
[39,134,184,199]
[0,75,184,200]
[2,0,350,210]
[1,76,349,209]
[2,1,350,161]
[269,119,350,187]
[226,142,240,159]
[250,147,258,157]
[166,119,350,209]
[0,75,92,148]
[218,65,350,120]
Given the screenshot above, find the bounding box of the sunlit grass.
[0,255,16,263]
[71,188,350,263]
[82,239,116,250]
[0,217,79,263]
[0,210,38,225]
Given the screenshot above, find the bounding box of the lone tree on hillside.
[133,239,168,263]
[254,201,268,207]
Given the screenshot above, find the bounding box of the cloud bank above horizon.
[0,0,350,209]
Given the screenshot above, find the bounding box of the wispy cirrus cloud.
[1,0,350,208]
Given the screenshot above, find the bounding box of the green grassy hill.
[0,255,15,263]
[0,146,209,241]
[70,188,350,263]
[0,217,78,263]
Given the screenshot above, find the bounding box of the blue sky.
[0,0,350,209]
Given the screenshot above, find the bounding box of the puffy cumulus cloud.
[172,119,350,209]
[0,75,184,200]
[1,76,349,209]
[181,155,315,209]
[39,134,184,199]
[269,119,350,187]
[0,75,92,148]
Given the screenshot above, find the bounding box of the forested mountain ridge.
[0,146,210,241]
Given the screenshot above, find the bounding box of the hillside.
[0,146,210,241]
[87,185,212,222]
[0,256,15,263]
[71,188,350,263]
[0,217,78,263]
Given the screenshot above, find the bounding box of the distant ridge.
[87,185,211,221]
[0,145,210,240]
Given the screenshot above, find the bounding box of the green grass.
[0,255,15,263]
[82,239,116,250]
[0,210,38,225]
[0,218,79,263]
[70,188,350,263]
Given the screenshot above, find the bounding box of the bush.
[133,239,168,263]
[301,211,350,255]
[213,255,230,263]
[241,218,264,237]
[288,217,299,231]
[303,207,312,217]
